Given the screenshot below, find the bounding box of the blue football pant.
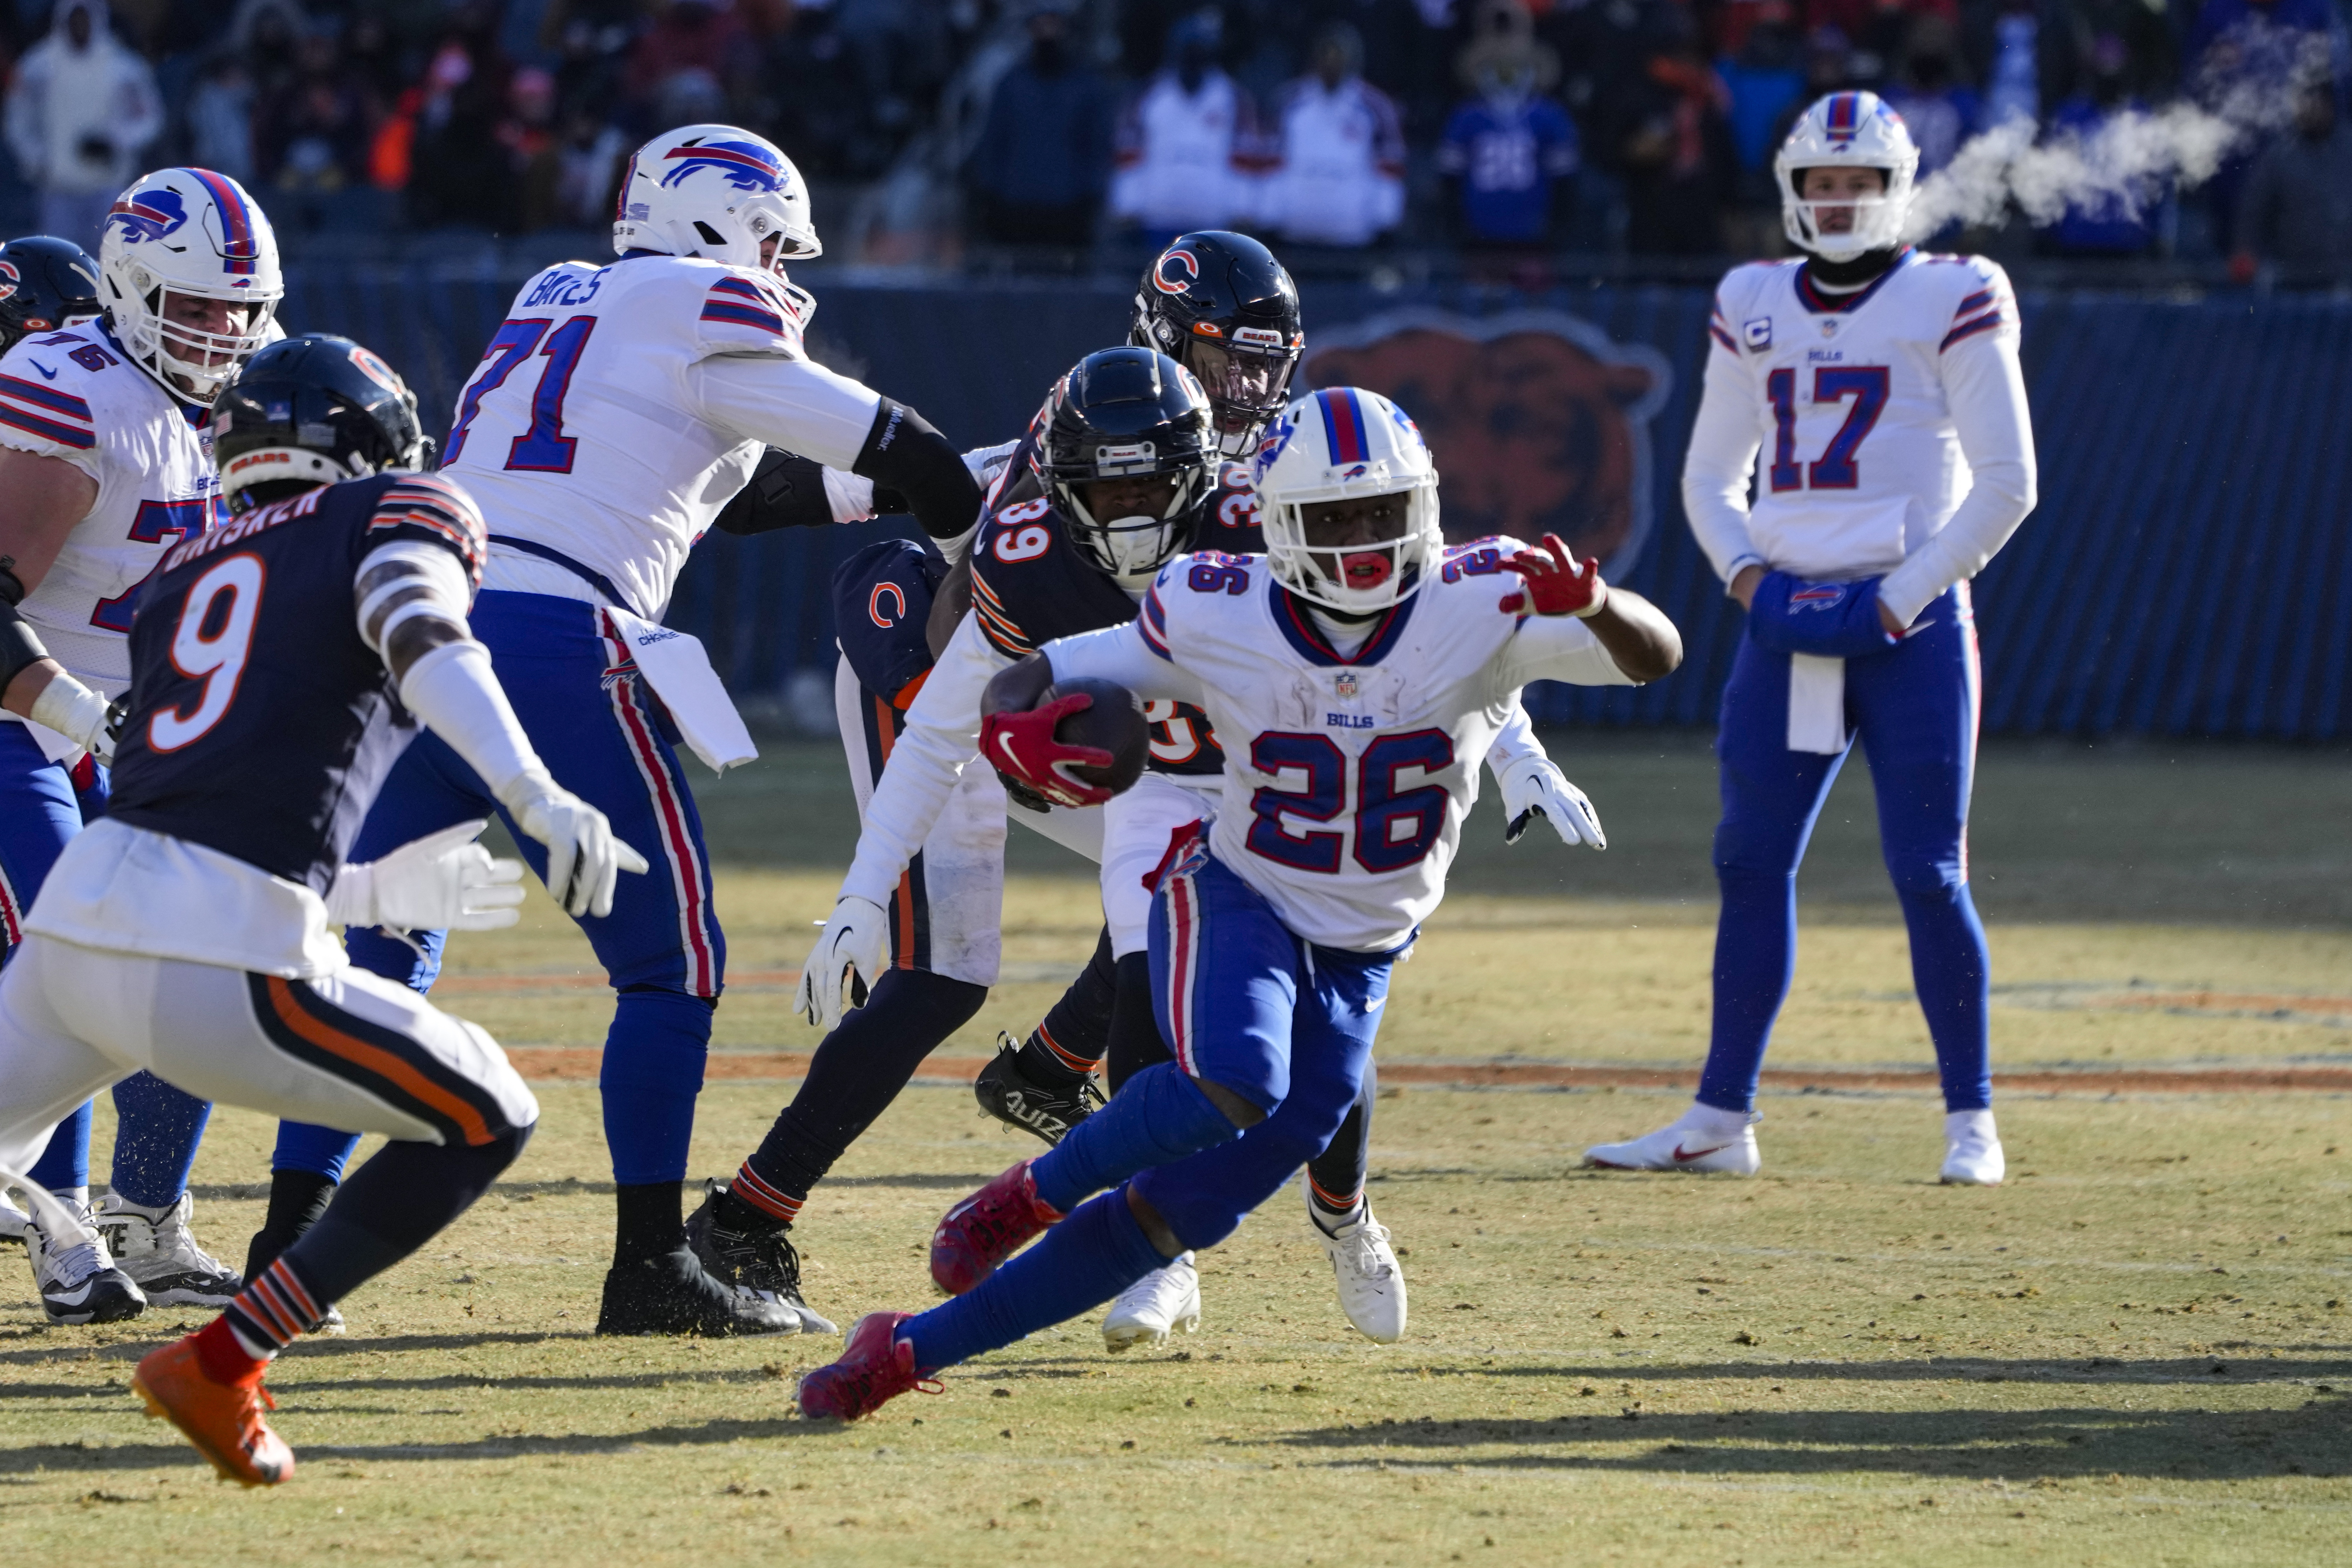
[343,592,724,1185]
[0,724,211,1203]
[1703,583,1992,1114]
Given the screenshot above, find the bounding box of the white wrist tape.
[28,674,109,751]
[821,466,876,523]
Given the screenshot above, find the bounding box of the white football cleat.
[28,1200,146,1325]
[1583,1104,1761,1175]
[95,1192,242,1308]
[1940,1109,2005,1185]
[1310,1196,1406,1343]
[1102,1252,1201,1352]
[0,1191,30,1244]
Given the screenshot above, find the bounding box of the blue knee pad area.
[904,1188,1166,1372]
[1030,1061,1237,1216]
[599,986,714,1185]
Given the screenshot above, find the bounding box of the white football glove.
[326,820,527,932]
[794,895,890,1031]
[27,674,116,765]
[1497,755,1607,850]
[498,774,651,918]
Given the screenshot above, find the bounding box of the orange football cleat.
[130,1336,294,1487]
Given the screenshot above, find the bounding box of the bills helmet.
[613,124,820,273]
[213,333,430,512]
[1039,347,1217,589]
[1253,386,1441,615]
[97,167,282,406]
[1131,231,1303,460]
[1775,92,1920,260]
[0,236,102,352]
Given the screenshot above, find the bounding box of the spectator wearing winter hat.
[1256,22,1407,249]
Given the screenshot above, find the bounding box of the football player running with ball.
[1584,92,2036,1184]
[795,386,1681,1419]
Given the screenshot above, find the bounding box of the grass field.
[2,732,2348,1564]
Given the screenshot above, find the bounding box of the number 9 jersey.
[106,472,488,895]
[1682,248,2035,629]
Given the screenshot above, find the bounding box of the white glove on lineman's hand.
[1498,756,1607,850]
[27,675,116,765]
[326,821,527,931]
[498,773,651,918]
[794,895,889,1030]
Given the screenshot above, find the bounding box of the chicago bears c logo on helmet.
[1150,248,1199,296]
[659,140,786,193]
[106,187,190,244]
[0,260,18,303]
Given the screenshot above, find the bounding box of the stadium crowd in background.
[0,0,2344,276]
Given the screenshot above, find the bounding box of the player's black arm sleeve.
[850,399,981,543]
[0,564,55,706]
[715,449,915,535]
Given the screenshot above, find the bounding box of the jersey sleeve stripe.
[1137,611,1172,660]
[1954,288,1995,317]
[975,602,1033,657]
[1142,583,1170,635]
[1940,311,2006,351]
[371,477,491,578]
[700,300,787,334]
[709,277,769,300]
[0,401,94,448]
[1709,323,1739,353]
[0,374,93,419]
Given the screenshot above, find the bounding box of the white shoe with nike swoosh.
[1583,1105,1761,1176]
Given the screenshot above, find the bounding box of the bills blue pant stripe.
[344,591,724,1185]
[1702,582,1992,1114]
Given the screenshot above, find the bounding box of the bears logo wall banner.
[1303,310,1672,579]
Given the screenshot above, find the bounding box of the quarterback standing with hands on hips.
[1584,91,2036,1184]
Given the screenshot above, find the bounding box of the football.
[1042,676,1149,794]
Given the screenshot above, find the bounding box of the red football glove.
[978,693,1115,810]
[1498,533,1608,618]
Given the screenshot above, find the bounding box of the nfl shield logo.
[1335,672,1360,700]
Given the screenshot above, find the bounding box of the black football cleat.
[973,1038,1104,1147]
[595,1245,798,1337]
[684,1181,837,1334]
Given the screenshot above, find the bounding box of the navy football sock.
[599,987,713,1186]
[1306,1067,1374,1232]
[1900,882,1993,1111]
[1014,928,1115,1087]
[25,1099,91,1193]
[275,1125,532,1309]
[107,1070,211,1208]
[903,1188,1168,1372]
[1102,953,1170,1094]
[1030,1061,1237,1216]
[722,968,987,1233]
[1696,871,1797,1114]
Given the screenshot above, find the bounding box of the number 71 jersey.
[1706,248,2016,581]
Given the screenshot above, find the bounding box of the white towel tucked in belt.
[602,608,758,774]
[1786,653,1849,755]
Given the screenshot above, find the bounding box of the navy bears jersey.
[833,536,945,709]
[968,487,1260,779]
[106,471,489,893]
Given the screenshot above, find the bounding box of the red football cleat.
[929,1160,1063,1296]
[797,1311,937,1420]
[130,1336,294,1487]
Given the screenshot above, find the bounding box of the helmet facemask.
[1778,164,1912,259]
[107,263,277,407]
[1181,330,1300,458]
[1265,480,1440,615]
[1051,452,1212,591]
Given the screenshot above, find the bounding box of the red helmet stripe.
[183,168,259,275]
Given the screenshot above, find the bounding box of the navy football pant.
[0,724,211,1204]
[1703,583,1992,1114]
[905,849,1389,1372]
[343,592,725,1185]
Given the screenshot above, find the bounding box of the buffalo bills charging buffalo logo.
[106,187,190,245]
[659,141,785,193]
[1304,310,1672,578]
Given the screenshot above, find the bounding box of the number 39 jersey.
[0,323,219,742]
[1046,544,1636,954]
[106,472,489,894]
[1700,248,2019,582]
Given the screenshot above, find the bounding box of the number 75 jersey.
[1703,248,2017,581]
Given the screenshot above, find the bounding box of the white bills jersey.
[1043,543,1635,954]
[0,325,218,754]
[441,253,882,620]
[1701,249,2018,582]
